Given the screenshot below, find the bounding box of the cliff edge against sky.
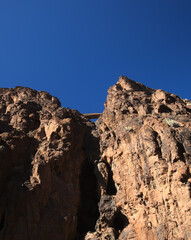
[0,77,191,240]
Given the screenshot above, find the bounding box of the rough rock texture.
[91,76,191,240]
[0,77,191,240]
[0,87,99,240]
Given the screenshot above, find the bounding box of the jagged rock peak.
[111,76,153,92]
[104,76,190,119]
[91,76,191,240]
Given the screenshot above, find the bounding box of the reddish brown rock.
[0,78,191,240]
[92,76,191,240]
[0,87,99,240]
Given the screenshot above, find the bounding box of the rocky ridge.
[0,77,191,240]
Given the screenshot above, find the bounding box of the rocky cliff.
[0,77,191,240]
[0,87,99,240]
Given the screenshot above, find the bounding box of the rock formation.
[91,76,191,240]
[0,77,191,240]
[0,87,99,240]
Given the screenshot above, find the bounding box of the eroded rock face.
[92,77,191,240]
[0,87,99,240]
[0,78,191,240]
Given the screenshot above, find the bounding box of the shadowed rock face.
[0,77,191,240]
[0,87,100,240]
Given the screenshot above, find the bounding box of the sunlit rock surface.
[91,76,191,240]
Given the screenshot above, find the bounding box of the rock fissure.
[77,159,100,239]
[106,162,117,196]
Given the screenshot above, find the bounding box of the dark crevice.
[180,168,191,184]
[166,95,176,104]
[153,131,162,158]
[158,104,172,113]
[106,163,117,195]
[186,107,191,113]
[0,212,5,231]
[110,210,129,238]
[177,142,186,162]
[77,159,100,238]
[180,167,191,198]
[122,109,129,114]
[146,105,153,114]
[0,120,13,133]
[112,131,116,140]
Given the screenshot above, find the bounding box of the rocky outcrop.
[0,87,99,240]
[0,77,191,240]
[91,76,191,240]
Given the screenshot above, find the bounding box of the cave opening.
[77,159,100,238]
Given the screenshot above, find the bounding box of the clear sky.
[0,0,191,113]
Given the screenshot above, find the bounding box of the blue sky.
[0,0,191,113]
